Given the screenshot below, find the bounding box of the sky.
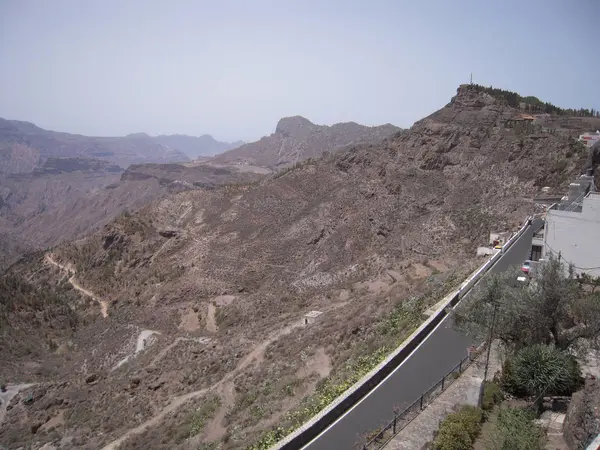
[0,0,599,142]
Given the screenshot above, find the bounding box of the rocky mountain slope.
[0,119,190,174]
[0,160,265,269]
[154,134,245,159]
[209,116,401,168]
[0,85,591,450]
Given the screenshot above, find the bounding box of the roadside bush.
[481,381,504,411]
[483,407,545,450]
[433,405,483,450]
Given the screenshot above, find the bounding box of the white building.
[543,173,600,277]
[578,131,600,148]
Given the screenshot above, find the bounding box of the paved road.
[303,221,540,450]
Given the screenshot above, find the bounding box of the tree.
[453,256,600,352]
[508,344,582,410]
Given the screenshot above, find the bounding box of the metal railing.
[360,346,484,450]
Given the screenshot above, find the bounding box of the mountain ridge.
[210,115,402,168]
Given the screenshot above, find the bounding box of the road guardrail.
[270,217,533,450]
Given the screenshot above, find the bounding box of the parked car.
[521,260,531,274]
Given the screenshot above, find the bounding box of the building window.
[531,245,542,262]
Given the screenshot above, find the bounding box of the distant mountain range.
[0,118,245,174]
[154,134,244,159]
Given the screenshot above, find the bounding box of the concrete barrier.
[270,217,533,450]
[586,433,600,450]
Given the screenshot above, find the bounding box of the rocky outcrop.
[210,116,401,168]
[564,377,600,449]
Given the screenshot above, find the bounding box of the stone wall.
[563,377,600,449]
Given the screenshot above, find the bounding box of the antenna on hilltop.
[470,73,473,85]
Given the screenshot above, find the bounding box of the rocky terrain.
[209,116,402,168]
[0,159,265,269]
[0,85,593,450]
[564,377,600,449]
[153,135,245,159]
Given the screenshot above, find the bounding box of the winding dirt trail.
[0,383,35,425]
[45,254,109,318]
[101,319,305,449]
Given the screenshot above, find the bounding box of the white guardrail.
[270,216,533,450]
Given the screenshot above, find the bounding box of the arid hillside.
[0,85,591,450]
[0,119,190,174]
[210,116,401,168]
[0,160,265,268]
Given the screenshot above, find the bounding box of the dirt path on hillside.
[102,319,305,449]
[205,303,217,333]
[0,384,35,425]
[113,330,161,371]
[45,254,109,318]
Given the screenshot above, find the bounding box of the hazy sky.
[1,0,598,142]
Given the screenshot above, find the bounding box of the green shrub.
[434,420,473,450]
[433,405,483,450]
[482,381,504,411]
[501,344,583,405]
[483,407,545,450]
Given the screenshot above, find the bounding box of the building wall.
[544,194,600,276]
[578,133,600,148]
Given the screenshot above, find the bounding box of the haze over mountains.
[1,85,597,450]
[0,118,248,174]
[153,134,245,159]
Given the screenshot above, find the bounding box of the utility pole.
[479,299,498,407]
[482,300,498,384]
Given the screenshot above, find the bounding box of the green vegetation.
[481,381,504,412]
[451,257,592,448]
[0,273,77,330]
[174,396,221,444]
[469,84,599,117]
[454,256,600,352]
[482,407,545,450]
[500,344,582,411]
[432,405,483,450]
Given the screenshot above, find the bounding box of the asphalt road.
[303,220,540,450]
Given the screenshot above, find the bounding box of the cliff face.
[564,377,600,449]
[210,116,401,168]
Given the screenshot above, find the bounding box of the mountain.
[153,134,245,159]
[209,116,402,168]
[0,159,266,269]
[0,119,190,174]
[0,85,592,450]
